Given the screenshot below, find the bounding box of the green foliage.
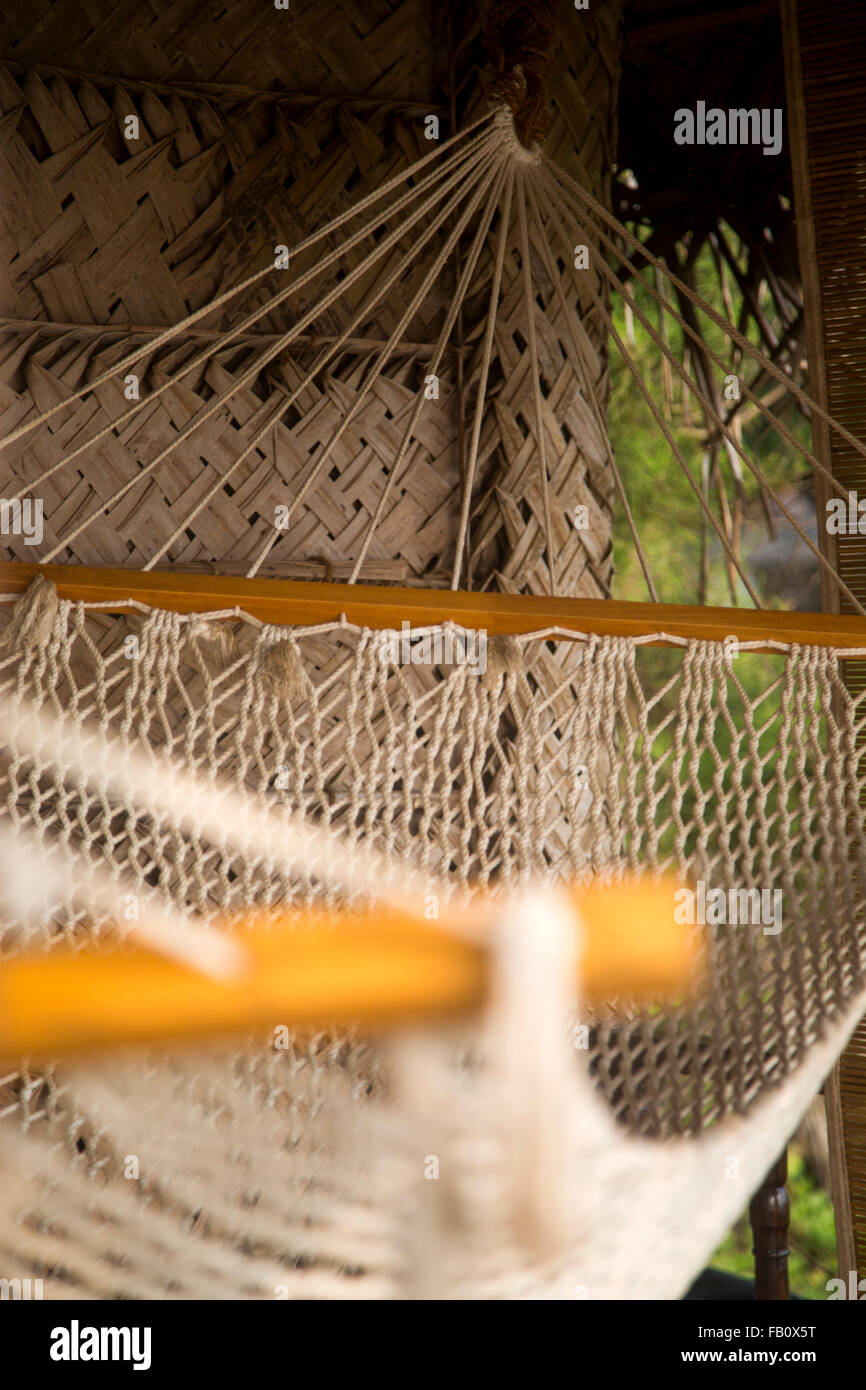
[607,233,810,607]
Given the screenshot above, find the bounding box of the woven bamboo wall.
[0,0,623,599]
[783,0,866,1282]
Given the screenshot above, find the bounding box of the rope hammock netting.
[1,97,866,1298]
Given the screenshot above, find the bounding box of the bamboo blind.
[783,0,866,1283]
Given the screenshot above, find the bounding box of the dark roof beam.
[625,1,779,48]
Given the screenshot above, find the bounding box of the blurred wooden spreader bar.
[0,878,696,1062]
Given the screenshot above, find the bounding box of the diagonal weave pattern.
[0,0,623,597]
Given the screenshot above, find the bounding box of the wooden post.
[749,1151,790,1300]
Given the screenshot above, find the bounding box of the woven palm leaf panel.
[0,0,622,599]
[782,0,866,1282]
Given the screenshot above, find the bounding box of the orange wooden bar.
[0,879,696,1063]
[2,560,866,651]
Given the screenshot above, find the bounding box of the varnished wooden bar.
[0,877,696,1063]
[3,561,866,651]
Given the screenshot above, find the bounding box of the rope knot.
[261,634,306,703]
[484,633,523,685]
[2,575,59,651]
[485,0,559,148]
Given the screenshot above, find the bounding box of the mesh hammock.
[1,577,866,1300]
[3,105,866,1301]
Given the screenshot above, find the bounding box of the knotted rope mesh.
[1,582,866,1297]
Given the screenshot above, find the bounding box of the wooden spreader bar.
[2,561,866,651]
